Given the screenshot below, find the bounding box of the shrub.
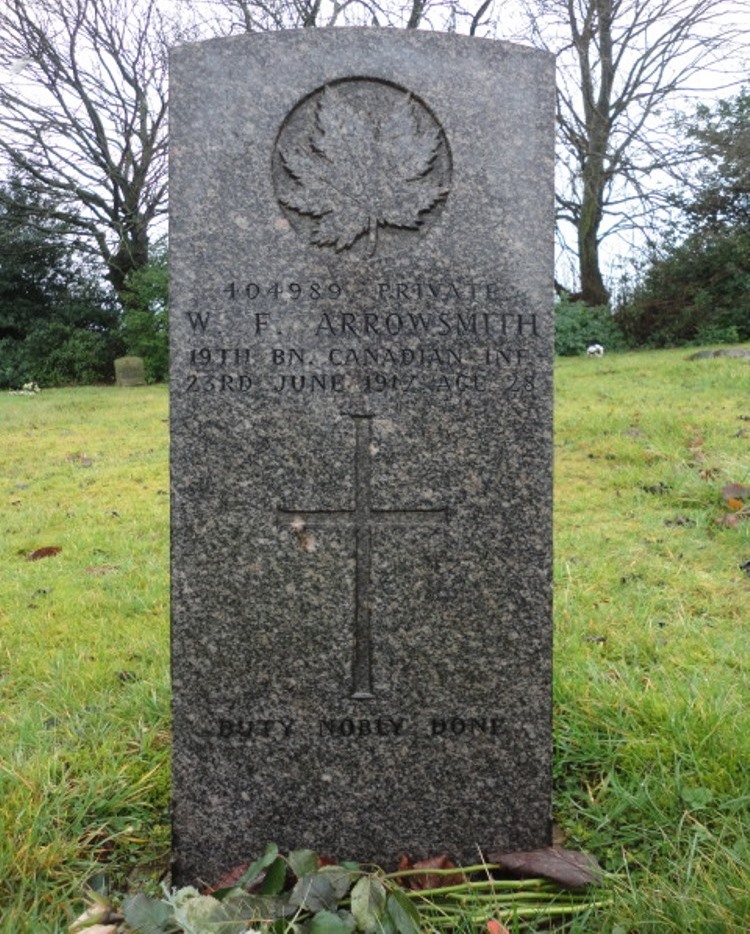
[20,321,124,386]
[615,230,750,347]
[122,245,168,382]
[554,297,626,356]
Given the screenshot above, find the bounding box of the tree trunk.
[577,186,610,306]
[105,223,150,311]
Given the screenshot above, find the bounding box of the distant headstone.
[170,28,555,886]
[688,348,750,360]
[114,356,146,386]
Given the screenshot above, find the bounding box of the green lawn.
[1,349,749,932]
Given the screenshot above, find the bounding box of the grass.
[0,387,171,932]
[1,347,749,932]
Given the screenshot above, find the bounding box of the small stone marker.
[170,28,555,886]
[114,355,146,387]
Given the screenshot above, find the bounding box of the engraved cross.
[278,414,447,699]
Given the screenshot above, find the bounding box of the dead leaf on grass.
[716,510,750,528]
[641,483,671,495]
[27,546,61,561]
[210,862,250,891]
[117,670,138,682]
[721,483,750,505]
[397,853,463,890]
[489,847,603,889]
[67,452,94,467]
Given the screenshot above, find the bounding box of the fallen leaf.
[489,847,603,889]
[721,483,750,503]
[316,853,339,868]
[67,452,94,467]
[641,483,670,495]
[27,546,61,561]
[209,862,249,892]
[116,670,138,682]
[486,921,510,934]
[717,510,750,528]
[397,854,463,890]
[69,902,121,932]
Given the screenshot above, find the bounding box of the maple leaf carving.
[279,87,449,253]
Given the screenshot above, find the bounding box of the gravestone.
[170,28,555,886]
[114,355,146,387]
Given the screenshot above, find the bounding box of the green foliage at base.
[74,848,605,933]
[554,298,626,356]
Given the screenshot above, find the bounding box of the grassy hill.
[1,348,748,931]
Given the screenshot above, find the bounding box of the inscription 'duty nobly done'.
[217,715,505,740]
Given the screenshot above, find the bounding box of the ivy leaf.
[260,855,288,895]
[171,893,247,934]
[350,876,387,932]
[288,872,338,912]
[386,890,421,934]
[121,893,175,933]
[317,865,357,899]
[234,841,279,889]
[308,910,353,934]
[280,87,448,253]
[288,848,319,878]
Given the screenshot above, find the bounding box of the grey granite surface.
[170,27,555,886]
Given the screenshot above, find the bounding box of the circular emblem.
[273,78,452,255]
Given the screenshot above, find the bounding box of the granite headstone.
[170,28,555,885]
[114,355,146,387]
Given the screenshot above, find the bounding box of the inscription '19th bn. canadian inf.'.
[183,278,540,395]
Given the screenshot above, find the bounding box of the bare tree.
[193,0,496,35]
[518,0,747,305]
[0,0,184,305]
